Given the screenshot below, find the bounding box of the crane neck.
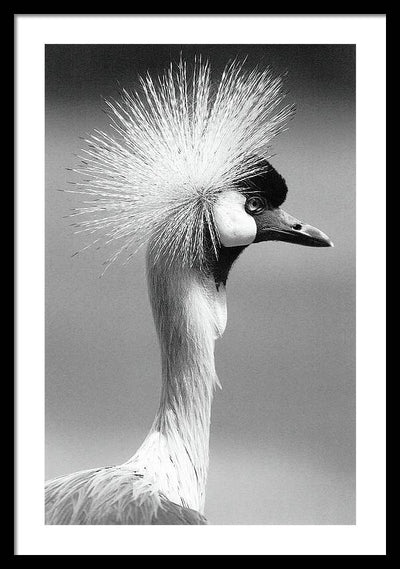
[127,249,227,513]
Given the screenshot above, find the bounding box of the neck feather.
[127,248,226,513]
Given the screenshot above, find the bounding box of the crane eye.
[245,196,266,215]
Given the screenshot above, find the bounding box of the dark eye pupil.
[246,197,264,213]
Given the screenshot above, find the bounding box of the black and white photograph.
[16,14,386,556]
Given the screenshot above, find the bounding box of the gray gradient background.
[45,44,355,524]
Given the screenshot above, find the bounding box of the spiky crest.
[66,57,294,273]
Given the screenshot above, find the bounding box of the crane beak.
[254,208,334,247]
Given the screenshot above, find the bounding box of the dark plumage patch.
[212,245,247,288]
[243,159,288,208]
[154,497,208,525]
[203,218,247,287]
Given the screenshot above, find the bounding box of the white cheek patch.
[213,191,257,247]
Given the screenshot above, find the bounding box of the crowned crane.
[45,58,333,525]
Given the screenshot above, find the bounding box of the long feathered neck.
[127,247,226,513]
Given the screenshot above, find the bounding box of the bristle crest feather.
[66,58,294,272]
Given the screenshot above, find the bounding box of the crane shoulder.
[45,465,207,525]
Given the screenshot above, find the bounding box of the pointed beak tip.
[319,236,334,247]
[318,237,334,248]
[311,228,334,248]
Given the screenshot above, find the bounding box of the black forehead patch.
[243,160,288,208]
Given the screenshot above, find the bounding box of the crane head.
[214,159,332,249]
[210,159,332,286]
[68,58,332,277]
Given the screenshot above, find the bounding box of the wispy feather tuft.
[66,57,294,274]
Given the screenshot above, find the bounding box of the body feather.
[45,466,207,525]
